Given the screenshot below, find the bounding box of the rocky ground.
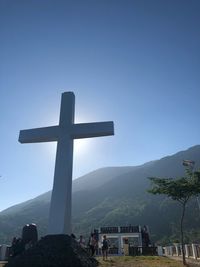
[5,235,98,267]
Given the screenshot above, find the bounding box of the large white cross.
[19,92,114,235]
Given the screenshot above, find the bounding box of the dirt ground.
[167,256,200,267]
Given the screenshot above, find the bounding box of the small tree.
[148,169,200,265]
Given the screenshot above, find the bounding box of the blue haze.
[0,0,200,210]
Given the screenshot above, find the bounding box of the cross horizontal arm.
[71,121,114,139]
[19,126,59,143]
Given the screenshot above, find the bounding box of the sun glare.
[74,139,90,156]
[42,114,93,158]
[43,139,90,160]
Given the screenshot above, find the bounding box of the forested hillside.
[1,145,200,244]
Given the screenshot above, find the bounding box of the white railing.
[0,245,11,261]
[163,243,200,260]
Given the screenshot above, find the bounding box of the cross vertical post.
[48,92,75,234]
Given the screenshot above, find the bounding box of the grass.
[97,256,194,267]
[1,257,199,267]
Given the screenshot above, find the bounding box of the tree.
[148,169,200,265]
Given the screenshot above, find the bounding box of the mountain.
[1,145,200,244]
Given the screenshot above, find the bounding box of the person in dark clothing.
[102,235,109,260]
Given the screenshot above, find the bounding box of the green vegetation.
[1,146,200,245]
[148,169,200,265]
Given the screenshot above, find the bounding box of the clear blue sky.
[0,0,200,211]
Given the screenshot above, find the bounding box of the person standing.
[89,233,97,256]
[78,235,86,248]
[102,235,109,260]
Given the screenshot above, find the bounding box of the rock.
[6,235,98,267]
